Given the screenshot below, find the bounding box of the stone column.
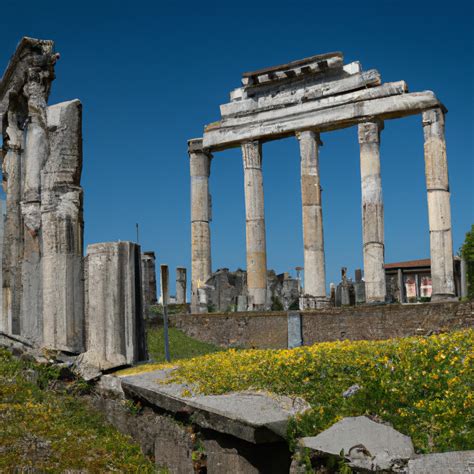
[397,268,404,303]
[20,67,54,343]
[1,111,23,335]
[189,138,212,312]
[297,131,326,301]
[176,267,187,304]
[42,100,84,353]
[242,140,267,309]
[358,121,386,302]
[422,108,455,300]
[141,251,157,306]
[83,242,147,370]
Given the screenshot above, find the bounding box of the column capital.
[242,140,262,169]
[295,130,323,146]
[358,120,384,144]
[188,138,213,158]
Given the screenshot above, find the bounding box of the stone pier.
[422,108,455,300]
[189,139,212,312]
[297,131,326,303]
[83,242,147,370]
[176,267,187,304]
[242,141,267,309]
[42,100,84,352]
[1,111,23,335]
[358,121,386,302]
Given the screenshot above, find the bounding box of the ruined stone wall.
[171,311,289,349]
[0,39,84,351]
[170,302,473,349]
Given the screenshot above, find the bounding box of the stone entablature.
[189,51,455,311]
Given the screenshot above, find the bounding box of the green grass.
[168,330,474,454]
[0,348,156,472]
[146,326,222,363]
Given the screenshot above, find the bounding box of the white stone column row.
[189,106,455,311]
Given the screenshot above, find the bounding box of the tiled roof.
[385,259,431,269]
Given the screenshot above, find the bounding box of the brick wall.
[169,302,473,349]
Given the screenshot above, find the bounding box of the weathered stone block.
[300,416,414,472]
[82,242,147,370]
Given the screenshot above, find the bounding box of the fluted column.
[422,108,455,300]
[242,141,267,309]
[297,131,326,299]
[189,138,212,311]
[358,121,386,302]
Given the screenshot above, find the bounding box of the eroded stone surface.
[120,368,310,444]
[300,416,414,471]
[82,242,147,370]
[406,451,474,474]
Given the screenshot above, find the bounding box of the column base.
[430,293,457,303]
[299,296,331,310]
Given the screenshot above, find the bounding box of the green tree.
[460,224,474,299]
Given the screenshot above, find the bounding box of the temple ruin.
[189,52,455,311]
[0,37,147,369]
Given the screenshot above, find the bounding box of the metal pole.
[160,264,170,362]
[136,223,140,243]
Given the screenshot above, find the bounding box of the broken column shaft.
[83,242,147,369]
[242,140,267,309]
[176,267,187,304]
[422,108,455,300]
[297,131,326,299]
[358,121,386,302]
[189,139,212,311]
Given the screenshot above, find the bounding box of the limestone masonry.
[0,38,147,370]
[189,51,456,312]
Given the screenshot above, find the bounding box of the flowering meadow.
[168,329,473,453]
[0,349,155,472]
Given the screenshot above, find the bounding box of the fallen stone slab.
[300,416,414,472]
[120,368,309,444]
[407,450,474,473]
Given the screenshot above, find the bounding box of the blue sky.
[1,0,472,295]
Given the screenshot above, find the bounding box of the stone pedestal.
[353,269,366,305]
[189,139,212,312]
[299,296,330,310]
[83,242,147,370]
[358,121,386,302]
[297,131,326,299]
[242,141,267,309]
[176,267,187,304]
[422,108,455,300]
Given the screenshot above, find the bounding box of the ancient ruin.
[0,38,146,369]
[0,38,84,350]
[189,52,456,311]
